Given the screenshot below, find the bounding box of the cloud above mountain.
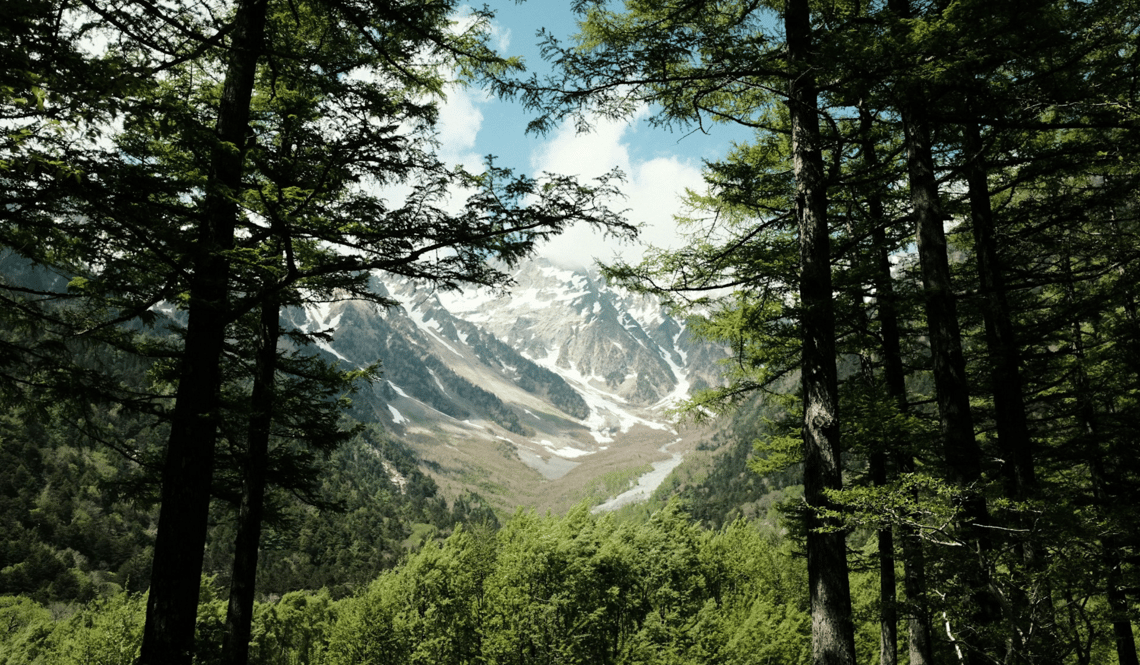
[529,113,707,270]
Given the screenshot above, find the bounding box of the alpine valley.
[287,257,729,514]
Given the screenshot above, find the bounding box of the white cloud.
[530,115,706,270]
[489,22,512,54]
[430,6,506,172]
[432,8,712,271]
[436,83,489,171]
[350,82,485,221]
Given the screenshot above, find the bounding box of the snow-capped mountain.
[286,258,726,512]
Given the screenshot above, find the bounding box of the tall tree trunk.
[141,1,268,662]
[866,178,936,665]
[963,123,1037,504]
[897,455,936,665]
[221,297,280,665]
[872,221,937,665]
[857,103,947,665]
[902,104,986,520]
[964,122,1060,663]
[854,257,898,665]
[898,99,999,663]
[1065,252,1140,665]
[855,103,937,665]
[855,109,900,665]
[786,2,856,664]
[870,449,899,665]
[850,225,900,665]
[886,1,1000,654]
[871,220,937,665]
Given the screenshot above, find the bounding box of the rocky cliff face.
[434,260,723,405]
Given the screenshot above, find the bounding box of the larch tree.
[861,1,1140,661]
[785,2,857,663]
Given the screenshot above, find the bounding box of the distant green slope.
[613,394,803,530]
[0,413,495,603]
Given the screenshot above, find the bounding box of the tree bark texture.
[963,123,1037,502]
[785,2,857,664]
[870,450,899,665]
[221,299,280,665]
[857,107,916,665]
[965,122,1062,664]
[872,232,935,665]
[863,196,899,665]
[899,102,1002,664]
[902,110,983,498]
[141,0,269,662]
[871,226,937,665]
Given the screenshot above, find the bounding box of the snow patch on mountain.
[653,333,692,411]
[537,439,594,459]
[523,346,672,444]
[426,259,721,445]
[302,300,343,332]
[410,310,463,357]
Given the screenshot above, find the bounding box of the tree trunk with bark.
[871,221,938,665]
[858,106,934,665]
[141,0,268,661]
[873,233,935,665]
[964,121,1062,663]
[898,100,1000,663]
[786,2,856,664]
[221,297,280,665]
[885,1,1001,651]
[963,123,1037,504]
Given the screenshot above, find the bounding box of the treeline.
[0,504,833,665]
[610,393,805,530]
[0,416,157,604]
[4,502,1131,665]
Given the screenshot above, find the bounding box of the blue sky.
[436,2,749,269]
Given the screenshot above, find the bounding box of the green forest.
[3,0,1140,664]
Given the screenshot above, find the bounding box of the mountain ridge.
[294,257,727,512]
